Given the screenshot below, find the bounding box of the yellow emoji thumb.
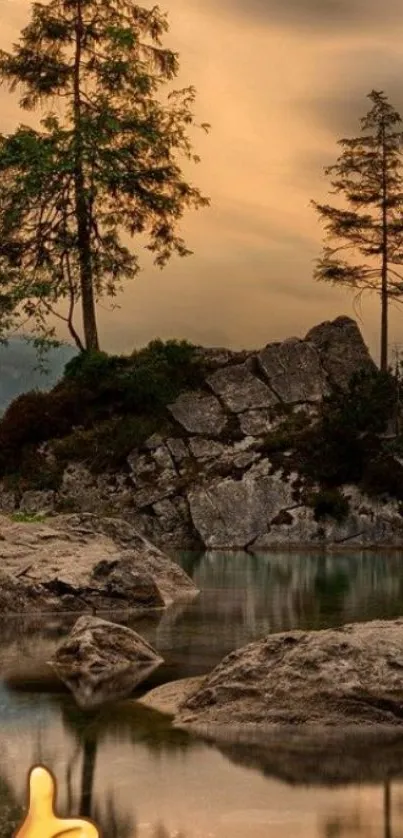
[15,766,99,838]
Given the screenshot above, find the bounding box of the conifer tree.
[312,90,403,371]
[0,0,210,350]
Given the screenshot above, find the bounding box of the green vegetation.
[254,367,403,511]
[297,368,398,491]
[308,489,350,523]
[0,338,202,488]
[258,411,311,455]
[0,0,209,351]
[11,511,47,523]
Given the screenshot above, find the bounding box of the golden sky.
[2,0,403,360]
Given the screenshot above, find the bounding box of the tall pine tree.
[312,90,403,371]
[0,0,210,350]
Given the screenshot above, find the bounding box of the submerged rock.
[51,616,163,708]
[175,619,403,730]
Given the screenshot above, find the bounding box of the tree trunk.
[381,255,388,372]
[73,0,99,352]
[384,781,392,838]
[79,737,98,819]
[380,120,388,372]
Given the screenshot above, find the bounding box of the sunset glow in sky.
[2,0,403,359]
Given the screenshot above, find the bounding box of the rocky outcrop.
[307,315,374,390]
[175,619,403,730]
[0,513,197,613]
[51,616,163,708]
[0,315,386,550]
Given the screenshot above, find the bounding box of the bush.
[0,338,202,480]
[53,414,161,472]
[323,368,397,435]
[2,447,64,492]
[297,368,397,489]
[259,412,311,456]
[0,388,86,475]
[120,339,202,412]
[361,454,403,500]
[64,350,130,386]
[63,339,202,414]
[309,489,350,523]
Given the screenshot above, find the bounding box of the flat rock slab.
[207,362,278,413]
[257,339,327,403]
[175,619,403,730]
[0,513,198,613]
[168,391,227,436]
[51,616,163,708]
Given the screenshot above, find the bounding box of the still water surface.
[2,551,403,838]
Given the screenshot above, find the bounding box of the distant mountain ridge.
[0,337,77,413]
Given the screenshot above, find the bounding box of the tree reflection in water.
[50,694,195,838]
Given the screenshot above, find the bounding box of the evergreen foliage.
[312,91,403,370]
[0,0,210,350]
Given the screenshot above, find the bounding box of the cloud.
[212,0,403,33]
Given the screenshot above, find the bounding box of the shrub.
[64,350,130,386]
[309,489,350,523]
[323,368,397,435]
[2,447,64,492]
[53,414,161,472]
[297,368,397,489]
[120,339,203,412]
[259,411,311,456]
[361,454,403,500]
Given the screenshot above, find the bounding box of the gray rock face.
[307,315,375,390]
[188,438,226,461]
[239,409,276,437]
[51,616,163,708]
[188,472,295,549]
[176,619,403,730]
[168,391,227,436]
[257,339,327,403]
[207,362,278,413]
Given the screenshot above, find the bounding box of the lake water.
[2,550,403,838]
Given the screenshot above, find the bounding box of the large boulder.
[176,619,403,730]
[51,616,163,708]
[0,513,198,613]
